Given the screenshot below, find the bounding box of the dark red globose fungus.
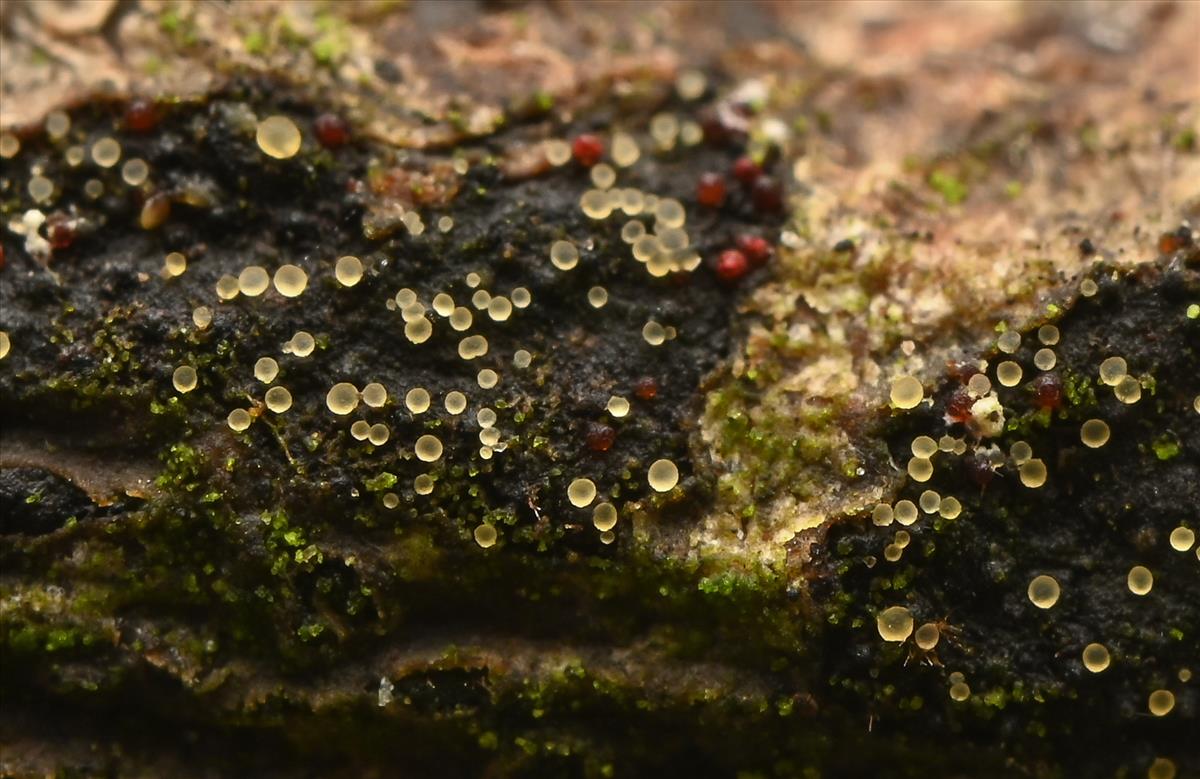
[314,113,351,148]
[585,423,616,453]
[696,172,727,208]
[1031,373,1063,410]
[751,176,783,212]
[735,235,772,266]
[716,249,750,283]
[634,377,658,401]
[124,98,160,133]
[571,134,604,167]
[732,156,761,185]
[944,387,974,424]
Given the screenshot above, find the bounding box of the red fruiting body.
[1031,373,1063,410]
[944,387,974,423]
[698,108,731,145]
[45,214,76,250]
[732,156,761,185]
[124,99,159,133]
[1157,226,1193,254]
[634,377,659,401]
[314,113,350,148]
[585,423,616,453]
[751,176,783,212]
[572,134,604,167]
[946,360,981,382]
[735,234,771,266]
[696,172,727,208]
[715,249,750,283]
[1157,227,1191,254]
[1158,233,1181,254]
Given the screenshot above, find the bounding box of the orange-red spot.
[572,134,604,167]
[696,172,727,208]
[634,377,658,401]
[586,423,616,453]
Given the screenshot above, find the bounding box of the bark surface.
[1,2,1198,777]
